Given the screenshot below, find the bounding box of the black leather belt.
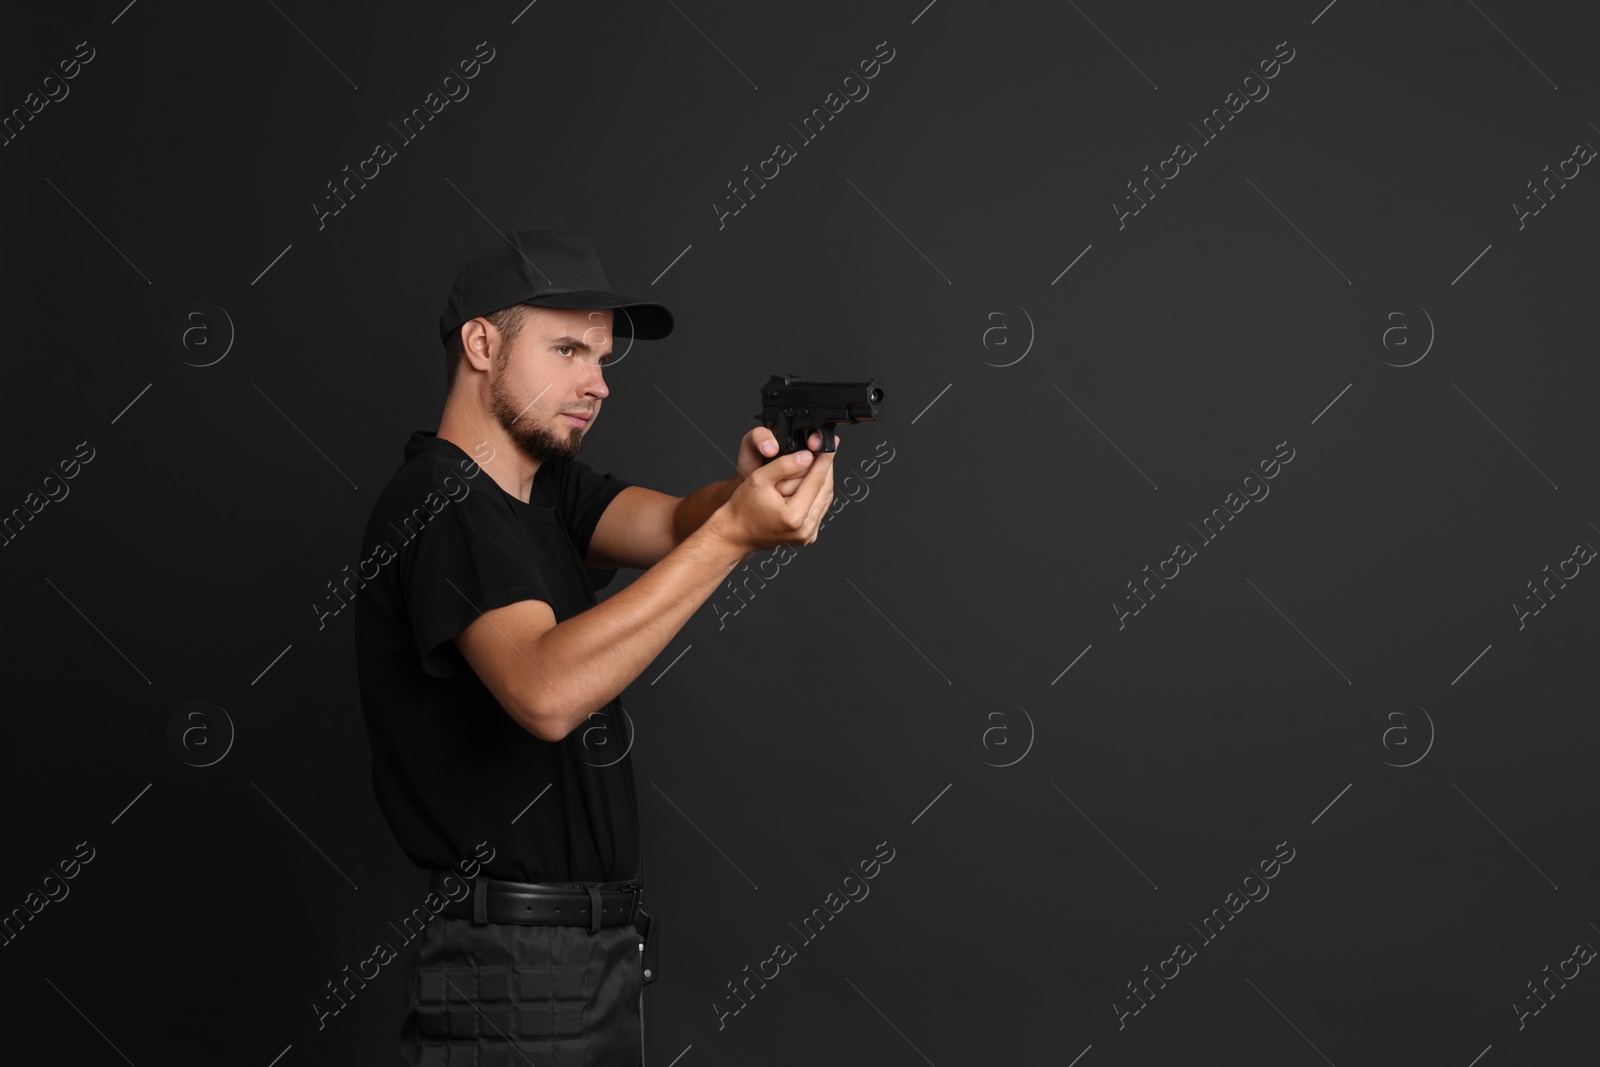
[428,870,642,933]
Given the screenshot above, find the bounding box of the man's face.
[487,305,612,463]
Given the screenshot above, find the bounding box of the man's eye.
[557,345,573,356]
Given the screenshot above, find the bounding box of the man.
[353,229,837,1065]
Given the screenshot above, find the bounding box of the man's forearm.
[671,476,739,545]
[524,517,751,740]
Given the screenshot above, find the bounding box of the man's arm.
[455,517,752,742]
[455,444,831,743]
[587,427,829,571]
[586,480,738,570]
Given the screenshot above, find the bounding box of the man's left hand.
[737,426,836,496]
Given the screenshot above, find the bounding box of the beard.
[488,363,584,464]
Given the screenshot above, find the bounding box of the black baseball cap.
[437,229,675,344]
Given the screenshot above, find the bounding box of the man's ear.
[460,319,495,373]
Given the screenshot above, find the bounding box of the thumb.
[753,447,811,484]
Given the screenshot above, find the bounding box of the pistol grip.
[756,412,838,454]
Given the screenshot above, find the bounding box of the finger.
[752,446,814,487]
[774,455,811,490]
[783,446,835,517]
[810,470,833,536]
[807,487,829,534]
[816,464,835,521]
[806,476,827,517]
[751,427,779,458]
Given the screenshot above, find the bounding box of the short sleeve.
[402,475,557,679]
[549,458,634,589]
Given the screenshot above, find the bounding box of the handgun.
[755,374,885,455]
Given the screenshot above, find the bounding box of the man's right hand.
[708,442,836,555]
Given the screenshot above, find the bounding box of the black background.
[3,0,1597,1064]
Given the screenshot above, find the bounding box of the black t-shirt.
[353,430,640,883]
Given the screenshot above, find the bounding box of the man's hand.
[738,426,838,497]
[709,438,837,556]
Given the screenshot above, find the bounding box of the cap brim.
[520,290,674,340]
